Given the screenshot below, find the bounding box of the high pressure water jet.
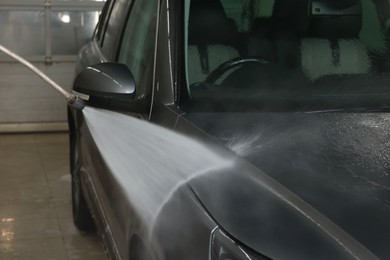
[0,44,86,110]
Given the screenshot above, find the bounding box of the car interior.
[187,0,242,85]
[185,0,390,111]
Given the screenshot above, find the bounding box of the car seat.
[187,0,241,85]
[300,0,371,80]
[248,0,309,66]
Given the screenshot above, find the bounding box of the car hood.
[184,112,390,259]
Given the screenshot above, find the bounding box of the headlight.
[209,227,267,260]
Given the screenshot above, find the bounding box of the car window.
[101,0,129,59]
[95,0,115,42]
[117,0,158,98]
[219,0,245,30]
[183,0,390,112]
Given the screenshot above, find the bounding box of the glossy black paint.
[68,0,389,259]
[185,112,390,259]
[152,185,217,260]
[74,63,136,98]
[190,168,353,260]
[73,63,149,112]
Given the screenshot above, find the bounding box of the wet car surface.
[68,0,390,259]
[186,112,390,258]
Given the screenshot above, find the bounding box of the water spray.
[0,44,86,110]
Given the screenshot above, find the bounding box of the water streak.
[82,107,231,228]
[226,133,262,156]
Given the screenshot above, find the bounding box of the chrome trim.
[149,0,162,120]
[208,226,219,260]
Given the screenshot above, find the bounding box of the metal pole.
[44,0,52,64]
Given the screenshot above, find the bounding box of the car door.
[79,0,160,259]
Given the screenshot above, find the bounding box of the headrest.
[272,0,310,35]
[188,0,230,45]
[251,18,275,35]
[308,0,362,38]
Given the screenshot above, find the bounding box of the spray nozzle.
[67,96,86,110]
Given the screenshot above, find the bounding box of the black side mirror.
[73,62,148,112]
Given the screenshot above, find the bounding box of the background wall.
[0,62,74,130]
[0,0,105,132]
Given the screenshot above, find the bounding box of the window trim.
[148,0,162,119]
[98,0,116,46]
[115,0,161,116]
[114,0,136,61]
[95,0,111,41]
[177,0,191,109]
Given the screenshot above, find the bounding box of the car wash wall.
[0,0,104,132]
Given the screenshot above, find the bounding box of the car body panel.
[68,0,390,259]
[152,184,218,260]
[78,111,127,258]
[77,105,237,259]
[184,112,390,259]
[189,167,357,260]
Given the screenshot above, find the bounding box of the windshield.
[183,0,390,112]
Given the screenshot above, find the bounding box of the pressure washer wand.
[0,44,85,109]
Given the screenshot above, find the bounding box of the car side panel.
[152,185,217,260]
[78,115,132,259]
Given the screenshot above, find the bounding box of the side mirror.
[73,62,148,112]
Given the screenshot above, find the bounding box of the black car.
[68,0,390,259]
